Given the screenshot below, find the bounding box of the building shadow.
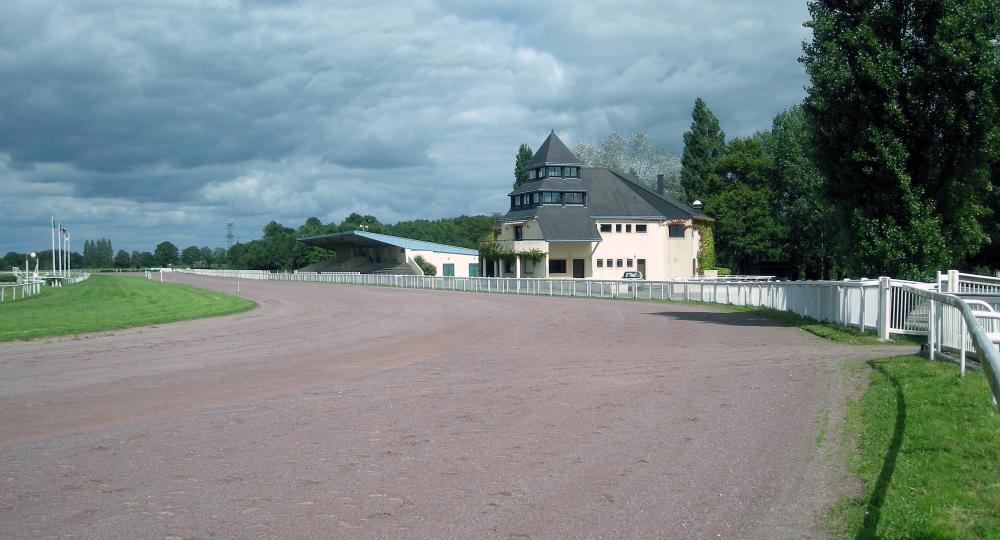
[646,310,796,328]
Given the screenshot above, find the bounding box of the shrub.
[413,255,436,276]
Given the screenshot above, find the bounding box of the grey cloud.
[0,0,813,254]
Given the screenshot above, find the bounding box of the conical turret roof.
[528,130,581,167]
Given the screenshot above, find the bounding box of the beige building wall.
[590,219,697,280]
[497,218,699,280]
[405,249,479,277]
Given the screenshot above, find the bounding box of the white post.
[877,277,891,340]
[66,234,71,276]
[928,300,936,360]
[859,284,867,333]
[50,217,55,275]
[948,269,960,294]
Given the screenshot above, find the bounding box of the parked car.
[621,271,644,280]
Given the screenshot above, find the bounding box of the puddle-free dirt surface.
[0,274,913,538]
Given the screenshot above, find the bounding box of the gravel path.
[0,274,914,538]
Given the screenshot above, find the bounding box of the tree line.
[671,0,998,280]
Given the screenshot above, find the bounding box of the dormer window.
[528,169,536,180]
[538,167,546,178]
[563,166,578,177]
[548,166,561,177]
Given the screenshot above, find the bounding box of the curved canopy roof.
[298,230,478,256]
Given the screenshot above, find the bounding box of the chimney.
[692,200,703,212]
[656,174,664,195]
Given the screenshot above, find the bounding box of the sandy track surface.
[0,274,913,538]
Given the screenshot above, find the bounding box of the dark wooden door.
[572,259,585,278]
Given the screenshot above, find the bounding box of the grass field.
[0,274,255,342]
[832,356,1000,538]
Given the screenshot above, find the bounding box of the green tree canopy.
[513,143,533,188]
[706,136,788,272]
[113,249,130,268]
[153,241,179,266]
[681,98,726,203]
[801,0,999,279]
[180,245,202,266]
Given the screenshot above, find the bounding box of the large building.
[298,230,480,277]
[491,131,710,280]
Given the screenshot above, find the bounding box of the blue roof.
[298,230,479,256]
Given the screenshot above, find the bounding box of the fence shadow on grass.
[646,310,798,328]
[856,360,907,540]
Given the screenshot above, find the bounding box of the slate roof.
[501,167,707,242]
[503,206,601,242]
[510,177,586,194]
[527,130,581,167]
[298,230,478,256]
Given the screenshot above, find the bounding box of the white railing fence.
[905,283,1000,406]
[0,269,91,302]
[174,268,1000,408]
[1,269,44,302]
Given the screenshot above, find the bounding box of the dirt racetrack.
[0,274,913,538]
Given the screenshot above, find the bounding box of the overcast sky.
[0,0,812,254]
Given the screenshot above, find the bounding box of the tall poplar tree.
[513,144,533,188]
[802,0,999,279]
[681,98,726,203]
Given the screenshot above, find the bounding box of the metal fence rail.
[905,284,1000,406]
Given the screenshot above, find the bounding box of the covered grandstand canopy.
[297,230,478,256]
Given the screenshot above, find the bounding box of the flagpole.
[51,217,55,274]
[56,223,62,277]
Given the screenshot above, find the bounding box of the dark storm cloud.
[0,0,812,253]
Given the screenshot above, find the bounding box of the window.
[600,224,612,233]
[542,191,557,204]
[615,224,622,233]
[565,192,584,204]
[514,225,523,241]
[636,224,647,233]
[564,166,577,177]
[529,169,536,180]
[626,259,633,268]
[549,259,567,273]
[548,166,561,177]
[668,224,685,238]
[515,195,522,206]
[596,259,603,268]
[505,260,513,273]
[538,167,546,178]
[626,224,632,233]
[532,192,539,204]
[606,258,613,267]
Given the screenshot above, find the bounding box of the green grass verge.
[0,274,255,342]
[831,356,1000,539]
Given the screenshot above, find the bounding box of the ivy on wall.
[695,221,716,273]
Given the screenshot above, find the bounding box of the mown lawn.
[0,274,255,341]
[832,356,1000,539]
